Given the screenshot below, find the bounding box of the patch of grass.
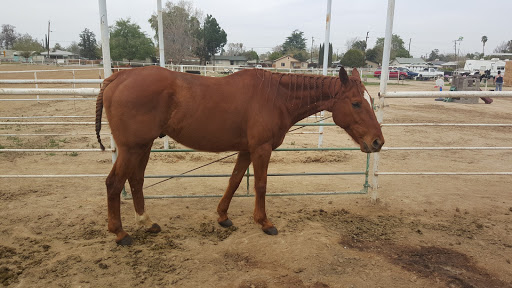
[68,152,79,157]
[7,136,23,147]
[48,139,60,148]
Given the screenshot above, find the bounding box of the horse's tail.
[96,73,119,151]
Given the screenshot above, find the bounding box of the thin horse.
[95,66,384,245]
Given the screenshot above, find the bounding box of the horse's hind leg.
[105,147,137,245]
[128,144,161,234]
[217,151,251,227]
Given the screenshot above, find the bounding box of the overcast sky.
[2,0,511,58]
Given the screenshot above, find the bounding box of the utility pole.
[311,37,314,64]
[408,38,411,55]
[364,31,369,62]
[47,21,51,58]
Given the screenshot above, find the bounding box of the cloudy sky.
[2,0,511,58]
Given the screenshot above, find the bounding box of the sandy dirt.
[0,64,511,288]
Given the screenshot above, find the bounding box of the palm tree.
[481,36,488,56]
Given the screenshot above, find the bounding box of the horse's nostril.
[372,139,382,149]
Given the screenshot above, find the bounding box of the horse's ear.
[339,66,349,85]
[352,68,360,78]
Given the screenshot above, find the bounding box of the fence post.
[372,0,395,202]
[34,72,40,103]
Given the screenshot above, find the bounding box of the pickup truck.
[373,68,408,80]
[416,68,444,80]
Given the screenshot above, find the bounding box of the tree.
[278,30,308,63]
[78,28,99,59]
[318,44,323,66]
[0,24,19,49]
[52,43,63,51]
[149,0,201,64]
[351,40,367,52]
[66,41,80,55]
[242,50,259,62]
[427,49,440,61]
[224,43,246,56]
[372,34,410,63]
[465,52,483,60]
[268,51,283,61]
[365,46,382,64]
[282,30,307,54]
[340,49,365,68]
[493,40,512,53]
[194,14,227,64]
[481,36,488,56]
[318,43,333,67]
[110,18,155,61]
[13,34,43,60]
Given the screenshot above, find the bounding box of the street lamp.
[454,36,463,71]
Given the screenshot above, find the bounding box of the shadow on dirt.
[303,208,510,288]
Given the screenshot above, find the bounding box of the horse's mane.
[252,69,340,108]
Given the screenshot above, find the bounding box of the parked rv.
[464,58,506,77]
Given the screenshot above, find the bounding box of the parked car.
[373,68,408,80]
[395,67,418,79]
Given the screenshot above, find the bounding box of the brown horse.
[95,66,384,245]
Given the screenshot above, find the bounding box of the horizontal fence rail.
[381,146,512,151]
[382,123,512,127]
[0,88,100,95]
[0,79,103,84]
[382,91,512,98]
[376,172,512,176]
[0,68,103,74]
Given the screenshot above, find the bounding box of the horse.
[95,66,384,245]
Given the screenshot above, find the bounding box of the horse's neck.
[269,72,338,124]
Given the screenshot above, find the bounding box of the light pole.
[454,36,463,70]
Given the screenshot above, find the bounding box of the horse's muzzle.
[363,138,384,153]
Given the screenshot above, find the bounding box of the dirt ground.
[1,64,511,288]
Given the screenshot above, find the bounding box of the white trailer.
[464,58,506,76]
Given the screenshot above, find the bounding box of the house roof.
[393,57,426,64]
[273,55,301,63]
[214,55,247,61]
[48,50,76,57]
[442,61,458,66]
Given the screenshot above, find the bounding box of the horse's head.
[329,67,384,153]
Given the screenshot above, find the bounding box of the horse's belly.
[166,121,247,152]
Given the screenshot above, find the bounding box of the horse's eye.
[352,102,361,109]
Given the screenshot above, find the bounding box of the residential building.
[213,55,247,66]
[273,55,307,69]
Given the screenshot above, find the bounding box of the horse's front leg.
[250,144,277,235]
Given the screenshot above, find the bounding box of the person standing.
[495,71,503,91]
[435,76,444,91]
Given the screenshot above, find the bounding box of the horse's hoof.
[218,219,233,228]
[116,235,133,246]
[263,226,278,235]
[146,223,161,234]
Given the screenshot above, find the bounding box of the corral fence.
[0,75,373,197]
[2,71,511,200]
[369,0,512,201]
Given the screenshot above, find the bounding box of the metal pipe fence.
[0,81,371,196]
